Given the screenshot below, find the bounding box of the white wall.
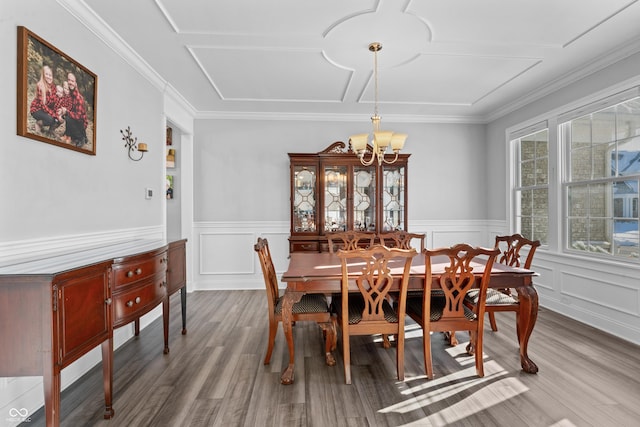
[0,0,174,418]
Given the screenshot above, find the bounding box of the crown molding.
[484,34,640,123]
[193,111,486,124]
[58,1,166,93]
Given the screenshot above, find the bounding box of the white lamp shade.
[374,131,393,149]
[390,133,407,151]
[349,133,369,152]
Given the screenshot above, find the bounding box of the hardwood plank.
[23,291,640,427]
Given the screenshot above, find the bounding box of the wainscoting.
[192,219,499,291]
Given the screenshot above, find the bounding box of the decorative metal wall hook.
[121,126,148,161]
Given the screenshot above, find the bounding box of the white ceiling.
[80,0,640,123]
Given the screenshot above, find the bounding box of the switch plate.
[145,188,153,199]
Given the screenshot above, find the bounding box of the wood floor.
[25,290,640,427]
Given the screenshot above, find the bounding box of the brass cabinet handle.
[126,268,143,277]
[127,297,142,307]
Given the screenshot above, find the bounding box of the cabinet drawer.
[291,242,319,252]
[112,274,166,328]
[112,252,166,290]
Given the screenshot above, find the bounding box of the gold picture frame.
[17,26,97,155]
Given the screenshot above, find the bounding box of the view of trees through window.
[563,97,640,259]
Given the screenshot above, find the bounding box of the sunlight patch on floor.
[549,419,578,427]
[380,357,530,425]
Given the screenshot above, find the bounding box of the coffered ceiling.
[79,0,640,123]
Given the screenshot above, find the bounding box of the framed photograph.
[166,175,175,199]
[17,26,97,155]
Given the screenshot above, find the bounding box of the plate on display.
[356,170,372,187]
[354,193,370,210]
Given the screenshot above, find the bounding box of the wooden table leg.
[280,289,303,385]
[516,285,539,373]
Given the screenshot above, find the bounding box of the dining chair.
[254,237,336,366]
[326,230,375,253]
[465,234,541,333]
[406,244,499,379]
[332,244,417,384]
[379,230,426,252]
[378,230,426,348]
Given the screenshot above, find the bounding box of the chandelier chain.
[374,46,379,120]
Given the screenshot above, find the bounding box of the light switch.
[145,188,153,199]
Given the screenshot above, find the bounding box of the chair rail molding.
[0,226,164,267]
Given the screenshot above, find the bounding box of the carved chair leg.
[489,312,499,331]
[443,331,458,346]
[382,334,392,349]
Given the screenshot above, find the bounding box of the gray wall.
[194,119,488,223]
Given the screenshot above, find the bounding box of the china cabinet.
[289,141,409,252]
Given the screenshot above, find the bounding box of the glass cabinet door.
[293,166,317,232]
[353,166,376,232]
[382,166,405,231]
[324,165,347,232]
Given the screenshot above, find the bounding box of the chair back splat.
[326,230,375,253]
[379,230,426,252]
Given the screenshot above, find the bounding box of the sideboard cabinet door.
[54,264,112,368]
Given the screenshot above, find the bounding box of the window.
[562,97,640,259]
[513,129,549,244]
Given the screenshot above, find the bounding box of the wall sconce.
[121,126,148,161]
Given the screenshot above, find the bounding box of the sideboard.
[0,238,187,427]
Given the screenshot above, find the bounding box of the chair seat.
[407,295,476,321]
[275,293,329,314]
[466,288,518,305]
[332,296,398,324]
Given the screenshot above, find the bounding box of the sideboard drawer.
[112,251,166,290]
[112,274,166,328]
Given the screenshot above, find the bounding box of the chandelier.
[349,42,407,166]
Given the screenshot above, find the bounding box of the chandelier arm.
[381,152,399,165]
[359,149,377,166]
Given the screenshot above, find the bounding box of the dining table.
[279,250,539,385]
